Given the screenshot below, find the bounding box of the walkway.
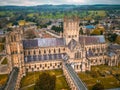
[20,83,35,90]
[1,67,19,90]
[0,56,5,64]
[65,63,88,90]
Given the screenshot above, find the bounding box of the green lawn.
[0,44,4,52]
[0,74,8,87]
[1,58,8,65]
[20,69,70,90]
[78,65,120,90]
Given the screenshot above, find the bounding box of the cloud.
[66,0,85,4]
[0,0,119,6]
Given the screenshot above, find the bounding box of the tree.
[51,25,63,32]
[92,83,104,90]
[91,27,105,35]
[34,73,56,90]
[12,21,19,26]
[80,28,83,35]
[115,36,120,44]
[108,33,118,42]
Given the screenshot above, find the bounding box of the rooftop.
[23,38,66,48]
[85,25,95,29]
[79,35,105,45]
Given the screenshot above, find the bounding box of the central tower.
[63,16,80,45]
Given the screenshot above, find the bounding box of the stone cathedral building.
[5,16,119,89]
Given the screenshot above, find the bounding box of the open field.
[78,65,120,90]
[20,69,70,90]
[88,10,106,17]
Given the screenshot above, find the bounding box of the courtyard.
[20,69,70,90]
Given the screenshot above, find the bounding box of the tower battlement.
[63,16,80,45]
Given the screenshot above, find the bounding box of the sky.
[0,0,120,6]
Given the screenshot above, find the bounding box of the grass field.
[88,10,106,17]
[20,69,70,90]
[0,74,8,87]
[78,65,120,90]
[83,10,106,20]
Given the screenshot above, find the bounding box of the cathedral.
[6,16,119,80]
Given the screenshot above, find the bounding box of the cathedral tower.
[63,16,80,45]
[6,27,25,75]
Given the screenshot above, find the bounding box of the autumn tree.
[34,73,56,90]
[92,83,104,90]
[115,36,120,44]
[91,27,105,35]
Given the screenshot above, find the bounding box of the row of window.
[27,63,62,71]
[28,63,62,69]
[25,48,65,55]
[68,35,77,38]
[74,52,82,59]
[88,48,106,51]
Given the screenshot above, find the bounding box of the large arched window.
[34,50,36,55]
[49,49,51,53]
[39,50,41,54]
[28,51,30,55]
[44,50,46,54]
[75,51,80,59]
[58,48,60,53]
[54,49,56,53]
[11,36,13,42]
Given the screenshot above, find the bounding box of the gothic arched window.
[34,50,36,55]
[59,48,60,53]
[39,50,41,54]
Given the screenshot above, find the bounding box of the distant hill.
[0,4,120,12]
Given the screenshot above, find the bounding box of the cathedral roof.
[23,38,66,48]
[23,39,38,48]
[37,38,65,47]
[79,35,105,45]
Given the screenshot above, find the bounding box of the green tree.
[108,33,118,42]
[51,25,63,32]
[79,28,83,35]
[92,83,104,90]
[34,73,56,90]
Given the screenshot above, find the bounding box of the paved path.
[56,74,63,78]
[0,56,6,65]
[20,83,35,90]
